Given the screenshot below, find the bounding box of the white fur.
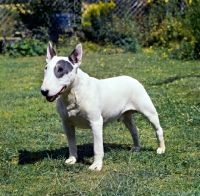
[41,43,165,171]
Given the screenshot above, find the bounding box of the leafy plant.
[0,5,19,37]
[147,17,193,48]
[82,1,139,52]
[82,0,116,42]
[6,39,46,57]
[114,36,140,53]
[183,0,200,59]
[15,0,57,42]
[170,38,195,60]
[15,0,81,43]
[145,0,200,60]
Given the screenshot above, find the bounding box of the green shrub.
[82,0,116,42]
[170,39,195,60]
[15,0,81,43]
[0,5,19,37]
[6,39,46,57]
[147,16,200,60]
[82,1,139,52]
[146,0,200,60]
[148,17,194,48]
[113,19,140,53]
[184,1,200,59]
[170,0,200,61]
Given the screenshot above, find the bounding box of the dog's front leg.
[62,120,78,164]
[89,116,104,171]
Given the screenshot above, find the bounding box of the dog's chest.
[57,89,90,128]
[63,89,80,117]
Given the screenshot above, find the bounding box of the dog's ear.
[69,44,82,67]
[46,42,56,63]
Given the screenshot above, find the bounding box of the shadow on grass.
[18,143,154,165]
[152,74,200,86]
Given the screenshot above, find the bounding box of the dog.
[41,43,165,171]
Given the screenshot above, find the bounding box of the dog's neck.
[58,69,89,116]
[65,68,88,92]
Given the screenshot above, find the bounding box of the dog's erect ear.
[46,42,56,63]
[69,44,82,67]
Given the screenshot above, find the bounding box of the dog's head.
[41,42,82,102]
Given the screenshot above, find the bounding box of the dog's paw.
[130,146,141,152]
[65,156,77,164]
[156,147,165,154]
[89,161,102,171]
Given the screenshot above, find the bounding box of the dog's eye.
[44,66,47,71]
[58,67,63,72]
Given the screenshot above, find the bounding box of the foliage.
[0,51,199,195]
[15,1,53,29]
[15,1,56,42]
[15,0,81,43]
[0,5,19,37]
[147,17,197,60]
[82,1,139,52]
[5,39,46,57]
[113,19,141,53]
[82,0,116,40]
[145,0,200,60]
[183,0,200,59]
[169,0,200,60]
[148,17,194,48]
[170,38,195,60]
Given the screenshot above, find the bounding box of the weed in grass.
[0,51,199,195]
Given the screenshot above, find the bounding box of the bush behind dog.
[82,1,139,53]
[5,39,46,57]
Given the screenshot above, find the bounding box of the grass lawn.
[0,46,199,195]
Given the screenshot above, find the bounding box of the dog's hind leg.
[144,110,165,154]
[138,100,165,154]
[62,120,78,164]
[121,112,141,152]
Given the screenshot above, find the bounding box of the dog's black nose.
[41,89,49,96]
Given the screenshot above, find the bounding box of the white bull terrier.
[41,43,165,171]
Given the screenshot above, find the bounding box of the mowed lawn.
[0,47,199,195]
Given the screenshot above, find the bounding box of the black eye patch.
[54,60,74,78]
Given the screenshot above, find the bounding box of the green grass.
[0,47,199,195]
